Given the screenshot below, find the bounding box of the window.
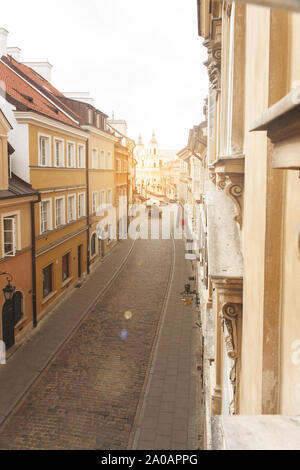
[78,144,85,168]
[90,233,97,257]
[67,142,75,168]
[67,195,76,222]
[42,264,52,298]
[39,134,51,166]
[62,253,70,282]
[107,189,112,206]
[117,159,122,173]
[100,190,106,209]
[78,193,85,218]
[107,152,113,169]
[124,160,128,173]
[55,197,65,228]
[54,138,64,167]
[96,114,101,128]
[88,109,93,125]
[92,149,99,169]
[92,192,98,213]
[3,216,16,256]
[100,150,106,169]
[40,200,52,233]
[107,223,112,243]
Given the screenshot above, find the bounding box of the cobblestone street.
[0,236,202,450]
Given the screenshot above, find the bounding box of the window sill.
[42,290,58,305]
[15,316,27,329]
[61,276,73,288]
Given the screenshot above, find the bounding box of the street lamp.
[0,272,15,301]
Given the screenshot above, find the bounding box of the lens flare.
[119,329,128,340]
[124,311,133,320]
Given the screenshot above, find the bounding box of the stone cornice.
[251,88,300,169]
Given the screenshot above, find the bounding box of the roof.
[0,173,38,200]
[0,56,81,128]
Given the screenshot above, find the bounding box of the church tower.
[149,131,158,157]
[136,133,145,160]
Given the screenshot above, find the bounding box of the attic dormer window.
[88,109,93,125]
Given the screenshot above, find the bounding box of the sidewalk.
[131,239,203,450]
[0,239,134,427]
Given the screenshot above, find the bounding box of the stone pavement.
[131,238,202,450]
[0,239,134,428]
[0,236,203,450]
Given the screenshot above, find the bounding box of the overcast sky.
[1,0,208,150]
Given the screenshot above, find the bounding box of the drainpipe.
[86,138,90,275]
[31,192,41,328]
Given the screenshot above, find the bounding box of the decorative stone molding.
[212,278,243,416]
[216,173,229,191]
[203,18,222,90]
[225,177,244,229]
[209,155,245,229]
[220,302,242,415]
[251,87,300,170]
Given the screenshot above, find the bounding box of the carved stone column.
[220,302,243,415]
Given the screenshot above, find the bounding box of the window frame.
[42,263,53,299]
[90,231,98,258]
[62,252,70,282]
[107,188,113,207]
[38,133,52,167]
[92,148,99,169]
[107,151,113,169]
[100,190,106,209]
[78,192,86,218]
[53,137,65,167]
[66,141,76,168]
[78,144,86,168]
[40,198,53,234]
[92,191,98,213]
[67,194,76,223]
[100,150,106,169]
[54,196,65,228]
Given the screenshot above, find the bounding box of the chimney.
[22,61,53,82]
[0,28,9,58]
[7,46,21,61]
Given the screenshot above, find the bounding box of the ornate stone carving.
[225,180,244,229]
[216,173,229,191]
[203,18,222,90]
[220,302,242,415]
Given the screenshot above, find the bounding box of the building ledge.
[211,415,300,450]
[42,290,58,305]
[251,87,300,169]
[61,276,73,288]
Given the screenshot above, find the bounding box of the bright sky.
[1,0,208,150]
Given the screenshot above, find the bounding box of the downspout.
[31,192,41,328]
[86,138,90,275]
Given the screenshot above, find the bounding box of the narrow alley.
[0,235,202,450]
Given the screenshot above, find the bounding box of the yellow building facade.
[0,108,39,348]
